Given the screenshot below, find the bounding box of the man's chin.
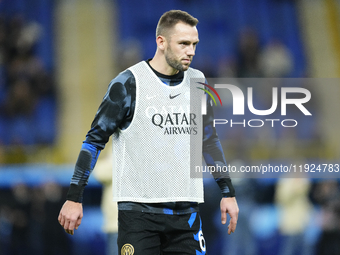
[182,64,190,71]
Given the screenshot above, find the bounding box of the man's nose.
[187,45,195,56]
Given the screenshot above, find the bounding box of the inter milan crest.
[121,243,134,255]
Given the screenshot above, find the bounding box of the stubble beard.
[165,46,190,72]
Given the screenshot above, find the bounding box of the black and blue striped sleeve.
[66,70,135,202]
[202,93,235,198]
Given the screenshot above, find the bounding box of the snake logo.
[121,244,134,255]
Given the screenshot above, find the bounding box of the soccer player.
[58,10,239,254]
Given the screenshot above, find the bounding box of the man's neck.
[146,59,183,81]
[149,55,179,76]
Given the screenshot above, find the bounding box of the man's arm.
[58,70,136,235]
[202,93,239,234]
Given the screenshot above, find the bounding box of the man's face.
[164,22,199,72]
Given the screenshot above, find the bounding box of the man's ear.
[156,35,167,51]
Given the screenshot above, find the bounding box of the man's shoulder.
[110,69,135,84]
[107,69,137,93]
[127,60,150,73]
[188,66,205,78]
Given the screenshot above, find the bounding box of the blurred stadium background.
[0,0,340,254]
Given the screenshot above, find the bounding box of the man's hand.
[220,197,239,235]
[58,200,83,235]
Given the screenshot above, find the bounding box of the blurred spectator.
[275,173,313,255]
[2,77,36,117]
[221,161,258,255]
[0,15,6,93]
[0,202,12,254]
[117,38,142,71]
[0,14,56,148]
[42,182,71,255]
[313,180,340,255]
[259,39,293,78]
[93,143,118,255]
[235,28,261,78]
[217,58,237,78]
[9,183,32,255]
[28,186,45,255]
[0,181,71,255]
